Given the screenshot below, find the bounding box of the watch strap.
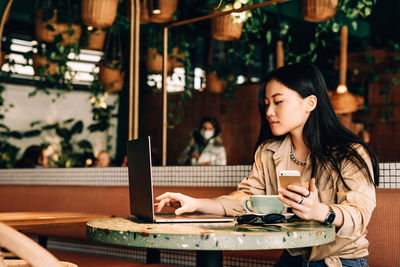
[324,206,336,224]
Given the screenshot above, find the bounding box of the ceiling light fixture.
[152,0,161,15]
[330,25,359,114]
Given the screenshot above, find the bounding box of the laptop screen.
[126,136,155,221]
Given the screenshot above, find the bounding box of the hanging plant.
[82,28,107,51]
[301,0,339,22]
[99,29,125,93]
[206,72,226,93]
[144,24,185,73]
[211,0,251,41]
[35,0,82,45]
[88,76,118,154]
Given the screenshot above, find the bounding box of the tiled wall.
[0,163,398,188]
[379,162,400,188]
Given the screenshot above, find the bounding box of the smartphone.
[278,170,308,189]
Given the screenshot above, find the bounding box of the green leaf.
[265,31,272,45]
[45,23,55,32]
[185,90,192,98]
[8,131,23,139]
[24,130,42,137]
[77,140,92,150]
[71,121,83,134]
[64,118,74,124]
[42,123,58,130]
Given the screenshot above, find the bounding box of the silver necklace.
[290,144,307,166]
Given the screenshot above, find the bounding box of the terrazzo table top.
[87,217,335,251]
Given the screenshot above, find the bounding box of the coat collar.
[264,134,292,160]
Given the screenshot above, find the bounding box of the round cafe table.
[87,217,335,267]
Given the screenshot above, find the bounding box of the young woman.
[177,116,227,166]
[156,62,379,267]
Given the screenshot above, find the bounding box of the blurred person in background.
[177,116,226,166]
[95,150,111,167]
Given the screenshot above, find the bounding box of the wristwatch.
[324,206,336,224]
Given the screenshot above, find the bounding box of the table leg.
[196,250,222,267]
[146,248,160,264]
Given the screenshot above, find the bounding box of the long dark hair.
[15,145,44,168]
[255,62,379,187]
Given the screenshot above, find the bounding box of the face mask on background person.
[201,129,214,140]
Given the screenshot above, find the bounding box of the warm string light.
[222,0,251,23]
[330,25,359,115]
[336,84,348,94]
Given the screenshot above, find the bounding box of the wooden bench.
[0,184,398,266]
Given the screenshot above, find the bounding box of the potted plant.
[206,61,236,98]
[211,0,252,41]
[35,0,82,46]
[145,24,174,73]
[82,27,107,51]
[301,0,338,22]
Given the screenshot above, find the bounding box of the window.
[1,37,102,85]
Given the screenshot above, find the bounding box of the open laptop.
[126,136,234,223]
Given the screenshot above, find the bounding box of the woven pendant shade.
[206,72,227,93]
[330,89,358,114]
[148,0,178,23]
[81,0,119,28]
[301,0,338,22]
[211,13,243,41]
[87,29,106,50]
[276,41,284,68]
[331,25,358,114]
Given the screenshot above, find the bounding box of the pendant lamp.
[330,25,359,114]
[276,41,284,68]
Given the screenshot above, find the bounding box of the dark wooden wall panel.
[141,83,261,165]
